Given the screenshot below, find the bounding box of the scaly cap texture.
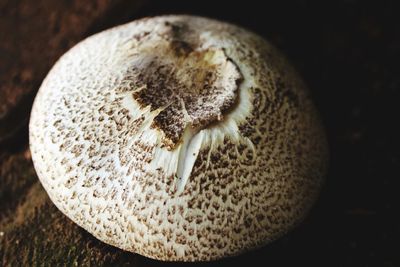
[29,15,328,261]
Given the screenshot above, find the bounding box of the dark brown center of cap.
[130,23,243,149]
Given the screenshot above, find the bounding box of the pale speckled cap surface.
[29,15,328,261]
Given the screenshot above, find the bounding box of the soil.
[0,1,399,266]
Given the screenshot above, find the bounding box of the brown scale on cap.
[29,15,328,261]
[131,21,243,149]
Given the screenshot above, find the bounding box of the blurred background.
[0,0,399,266]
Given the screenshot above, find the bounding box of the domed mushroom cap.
[29,15,328,261]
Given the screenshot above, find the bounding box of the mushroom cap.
[29,15,328,261]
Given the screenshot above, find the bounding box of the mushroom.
[29,15,328,261]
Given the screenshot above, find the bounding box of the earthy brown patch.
[131,22,243,149]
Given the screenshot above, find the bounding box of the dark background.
[0,0,399,266]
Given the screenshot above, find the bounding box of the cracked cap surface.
[29,15,328,261]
